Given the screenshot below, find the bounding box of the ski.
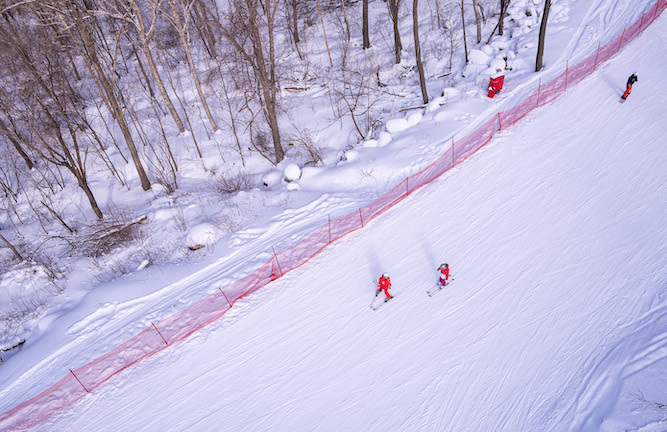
[371,293,397,310]
[427,283,444,297]
[427,278,454,296]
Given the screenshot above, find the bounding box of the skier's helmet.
[440,263,448,269]
[382,273,389,279]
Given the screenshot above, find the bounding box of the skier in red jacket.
[376,273,393,299]
[437,263,450,287]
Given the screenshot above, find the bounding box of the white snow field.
[13,10,665,432]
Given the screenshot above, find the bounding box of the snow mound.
[262,170,282,188]
[407,112,423,126]
[186,223,221,250]
[386,118,409,134]
[344,150,359,162]
[377,131,392,147]
[468,49,491,65]
[283,163,302,182]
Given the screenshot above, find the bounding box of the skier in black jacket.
[621,73,638,100]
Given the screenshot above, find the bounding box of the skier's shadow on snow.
[367,246,381,294]
[600,73,622,97]
[421,239,439,284]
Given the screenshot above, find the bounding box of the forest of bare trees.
[0,0,517,283]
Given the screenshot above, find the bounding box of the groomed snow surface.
[5,9,667,432]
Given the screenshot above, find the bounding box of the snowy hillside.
[1,1,666,431]
[1,3,665,432]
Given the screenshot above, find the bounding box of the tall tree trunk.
[247,0,284,162]
[362,0,370,49]
[388,0,402,64]
[292,0,300,43]
[472,0,482,43]
[192,0,217,58]
[461,0,468,63]
[413,0,428,104]
[166,0,219,132]
[316,0,333,67]
[499,0,511,36]
[126,0,186,134]
[0,115,34,170]
[535,0,551,71]
[58,6,152,191]
[0,232,23,262]
[341,0,350,43]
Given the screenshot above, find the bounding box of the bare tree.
[290,0,300,43]
[0,5,105,218]
[0,231,23,262]
[387,0,403,64]
[191,0,218,58]
[472,0,482,43]
[460,0,469,64]
[163,0,219,133]
[362,0,370,49]
[216,0,285,163]
[53,0,152,191]
[0,115,34,170]
[535,0,551,71]
[498,0,510,36]
[413,0,428,104]
[102,0,187,134]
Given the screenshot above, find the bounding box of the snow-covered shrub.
[214,171,254,194]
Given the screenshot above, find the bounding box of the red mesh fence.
[72,326,166,392]
[331,211,364,243]
[0,374,86,431]
[540,69,568,106]
[1,3,664,430]
[499,87,539,130]
[276,225,330,273]
[360,179,408,224]
[454,116,500,164]
[406,147,454,195]
[157,290,233,345]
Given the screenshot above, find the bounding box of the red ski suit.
[377,276,392,299]
[438,266,450,285]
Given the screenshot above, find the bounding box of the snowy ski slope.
[21,10,667,432]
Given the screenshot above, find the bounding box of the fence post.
[497,113,501,131]
[219,288,232,308]
[406,178,409,196]
[593,42,601,68]
[451,137,455,166]
[617,24,626,53]
[70,369,89,393]
[328,215,332,245]
[359,209,364,228]
[272,246,283,276]
[565,61,569,91]
[152,322,168,345]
